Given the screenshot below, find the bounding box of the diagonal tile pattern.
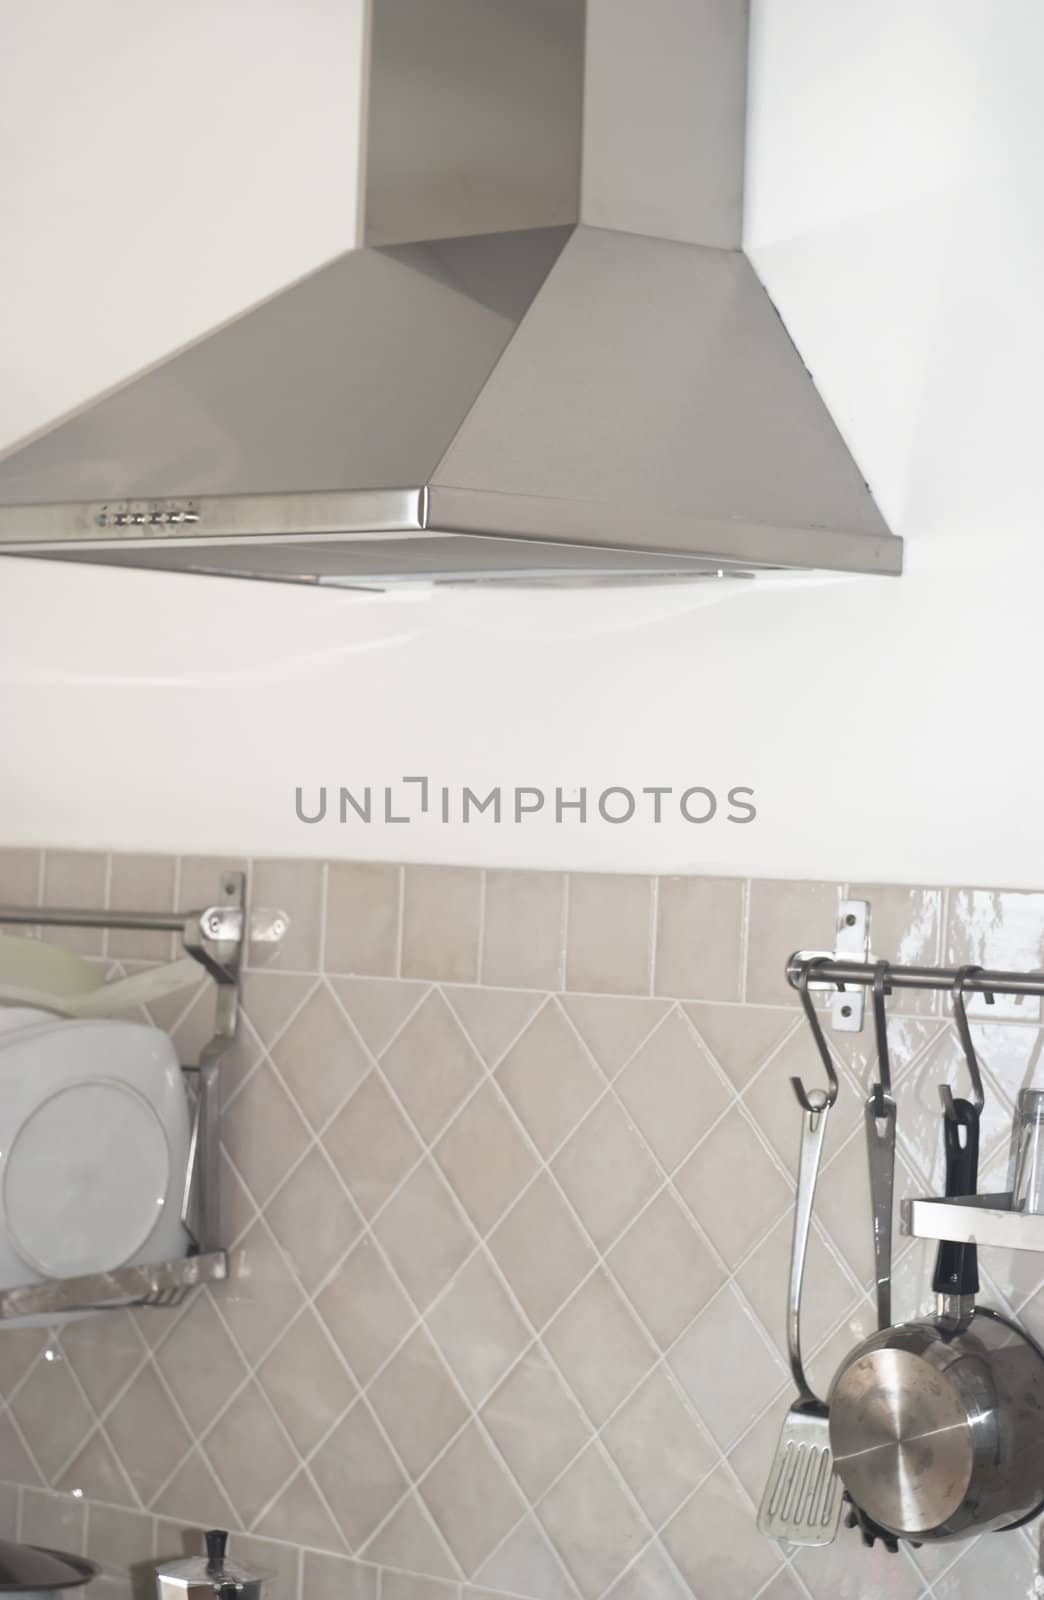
[310,1400,408,1551]
[495,1001,606,1158]
[381,991,485,1143]
[433,1079,540,1235]
[615,1010,731,1172]
[1,849,1042,1600]
[368,1327,469,1478]
[256,1308,357,1456]
[418,1421,526,1577]
[268,981,372,1130]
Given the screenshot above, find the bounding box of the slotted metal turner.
[757,1086,844,1545]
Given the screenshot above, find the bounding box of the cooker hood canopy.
[0,0,902,587]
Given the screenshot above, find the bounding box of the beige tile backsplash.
[402,868,482,984]
[325,865,402,979]
[40,849,109,957]
[0,852,1042,1600]
[564,876,653,997]
[482,872,566,993]
[654,876,745,1003]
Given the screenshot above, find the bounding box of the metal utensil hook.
[940,964,991,1122]
[791,957,840,1111]
[870,961,895,1119]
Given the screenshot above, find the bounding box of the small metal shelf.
[902,1192,1044,1254]
[0,868,286,1320]
[0,1252,229,1319]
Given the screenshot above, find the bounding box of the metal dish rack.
[788,949,1044,1257]
[0,868,283,1319]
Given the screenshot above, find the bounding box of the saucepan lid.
[0,1540,96,1591]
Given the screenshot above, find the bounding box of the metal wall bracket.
[0,868,287,1320]
[792,899,872,1033]
[830,899,871,1032]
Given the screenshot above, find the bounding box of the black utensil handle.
[932,1098,980,1297]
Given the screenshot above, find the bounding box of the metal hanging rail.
[788,946,1044,1256]
[0,906,196,932]
[787,953,1044,1001]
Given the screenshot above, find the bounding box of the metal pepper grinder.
[155,1530,268,1600]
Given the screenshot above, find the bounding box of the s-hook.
[940,965,990,1122]
[865,962,897,1331]
[791,958,840,1112]
[869,962,894,1118]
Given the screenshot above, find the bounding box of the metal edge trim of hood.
[426,486,902,575]
[0,483,902,575]
[0,487,428,546]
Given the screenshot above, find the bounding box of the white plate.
[4,1079,172,1278]
[0,1006,55,1038]
[0,1018,190,1303]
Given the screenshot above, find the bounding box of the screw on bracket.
[831,899,871,1034]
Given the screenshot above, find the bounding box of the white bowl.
[0,1018,190,1317]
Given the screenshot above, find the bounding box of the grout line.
[6,971,837,1565]
[1,1400,48,1499]
[317,861,329,974]
[395,865,405,979]
[101,851,113,961]
[299,1021,661,1585]
[426,1011,724,1510]
[938,885,953,1024]
[750,1565,788,1600]
[555,872,568,993]
[14,857,1043,1600]
[169,854,184,964]
[155,1259,368,1563]
[324,970,431,1063]
[475,867,488,986]
[647,876,658,998]
[202,1125,465,1576]
[37,849,49,929]
[778,1553,817,1600]
[562,873,573,993]
[193,975,855,1581]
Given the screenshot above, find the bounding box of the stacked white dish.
[0,1010,190,1323]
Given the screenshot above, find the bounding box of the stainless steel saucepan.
[828,1096,1044,1542]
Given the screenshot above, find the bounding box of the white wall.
[2,0,1044,888]
[0,0,366,448]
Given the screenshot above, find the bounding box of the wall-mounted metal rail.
[788,952,1044,1002]
[789,948,1044,1255]
[1,907,202,931]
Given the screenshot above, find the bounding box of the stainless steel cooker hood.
[0,0,902,587]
